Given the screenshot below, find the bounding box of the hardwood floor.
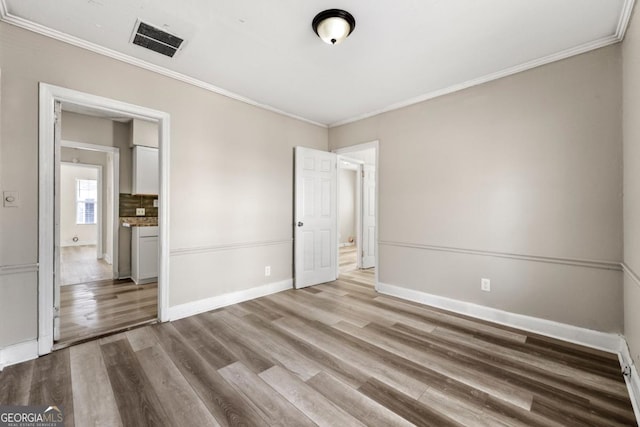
[2,268,636,426]
[339,244,358,273]
[58,279,157,346]
[61,245,113,286]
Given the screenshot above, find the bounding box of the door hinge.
[361,170,365,178]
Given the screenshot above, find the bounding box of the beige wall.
[0,22,327,348]
[62,112,132,192]
[330,45,624,332]
[339,168,356,244]
[623,8,640,367]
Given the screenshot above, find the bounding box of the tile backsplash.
[120,194,158,217]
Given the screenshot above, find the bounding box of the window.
[76,179,97,225]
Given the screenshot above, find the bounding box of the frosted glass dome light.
[312,9,356,45]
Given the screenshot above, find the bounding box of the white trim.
[617,0,637,40]
[338,242,356,248]
[380,241,622,271]
[377,282,622,352]
[2,0,633,129]
[620,339,640,423]
[333,141,379,286]
[0,340,38,370]
[0,263,39,276]
[0,6,325,129]
[168,279,293,321]
[623,263,640,287]
[330,37,624,127]
[329,0,637,128]
[39,83,171,356]
[170,239,292,256]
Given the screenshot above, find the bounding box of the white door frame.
[61,140,120,278]
[38,83,171,355]
[332,141,379,289]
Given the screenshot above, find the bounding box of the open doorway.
[338,159,359,274]
[38,83,170,355]
[59,161,111,285]
[54,111,161,347]
[334,142,378,286]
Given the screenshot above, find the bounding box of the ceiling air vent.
[131,20,184,58]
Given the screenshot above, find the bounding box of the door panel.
[294,147,337,288]
[362,165,376,269]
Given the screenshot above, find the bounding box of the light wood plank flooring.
[2,270,636,426]
[339,244,358,273]
[58,279,157,346]
[61,245,112,286]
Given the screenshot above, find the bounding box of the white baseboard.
[168,279,293,321]
[620,340,640,423]
[377,281,640,425]
[0,340,38,370]
[376,282,622,353]
[61,242,98,247]
[103,253,112,264]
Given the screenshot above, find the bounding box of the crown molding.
[0,2,326,129]
[617,0,637,40]
[1,0,634,129]
[330,0,636,128]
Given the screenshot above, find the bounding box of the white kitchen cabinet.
[132,226,158,284]
[132,146,159,195]
[130,118,159,148]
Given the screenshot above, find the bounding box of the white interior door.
[294,147,338,288]
[53,100,62,341]
[361,165,376,269]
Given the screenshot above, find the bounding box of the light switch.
[3,191,19,208]
[136,208,145,216]
[153,199,159,208]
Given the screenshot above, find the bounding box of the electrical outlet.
[136,208,145,216]
[153,199,159,208]
[481,278,491,292]
[265,266,271,277]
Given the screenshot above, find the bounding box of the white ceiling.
[1,0,633,126]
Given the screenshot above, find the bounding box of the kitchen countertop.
[120,217,158,227]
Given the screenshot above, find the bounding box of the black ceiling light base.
[312,9,356,45]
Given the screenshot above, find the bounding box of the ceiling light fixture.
[312,9,356,45]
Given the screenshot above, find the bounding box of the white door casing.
[362,165,376,269]
[53,101,62,341]
[294,147,338,288]
[38,83,171,356]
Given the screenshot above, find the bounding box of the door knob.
[297,221,304,227]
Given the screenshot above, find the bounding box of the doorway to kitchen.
[38,84,170,355]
